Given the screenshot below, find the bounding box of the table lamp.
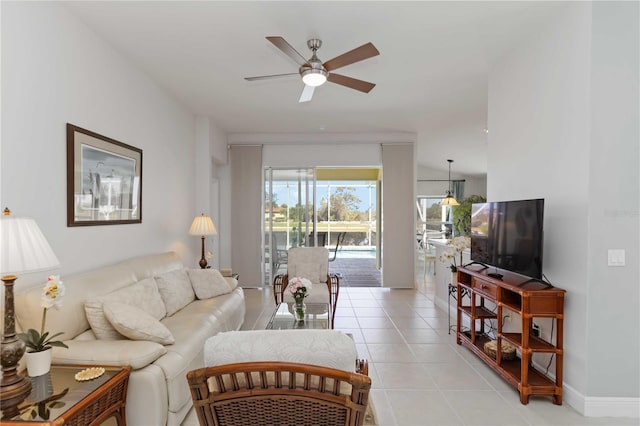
[189,213,217,269]
[0,208,60,419]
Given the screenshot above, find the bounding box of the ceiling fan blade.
[299,85,315,103]
[266,36,309,67]
[327,73,376,93]
[244,73,299,81]
[323,42,380,72]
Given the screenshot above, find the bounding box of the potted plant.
[18,276,69,377]
[452,195,486,236]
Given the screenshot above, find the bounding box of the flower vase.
[26,348,52,377]
[294,300,306,321]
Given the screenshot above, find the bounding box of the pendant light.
[442,159,459,206]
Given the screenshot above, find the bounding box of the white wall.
[1,2,197,285]
[489,1,639,416]
[586,1,639,402]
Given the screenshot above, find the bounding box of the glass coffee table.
[266,302,332,330]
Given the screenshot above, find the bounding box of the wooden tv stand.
[455,265,565,405]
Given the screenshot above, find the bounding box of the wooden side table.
[1,365,131,425]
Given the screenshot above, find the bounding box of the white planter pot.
[26,348,52,377]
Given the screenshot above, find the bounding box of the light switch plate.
[608,249,625,266]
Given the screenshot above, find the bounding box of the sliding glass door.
[263,168,315,286]
[264,167,382,287]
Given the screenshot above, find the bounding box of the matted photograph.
[67,123,142,226]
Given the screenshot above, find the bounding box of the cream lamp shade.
[441,192,460,206]
[0,208,60,418]
[189,214,217,237]
[1,213,60,276]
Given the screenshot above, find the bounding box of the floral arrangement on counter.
[438,236,470,272]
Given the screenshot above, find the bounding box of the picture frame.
[67,123,142,226]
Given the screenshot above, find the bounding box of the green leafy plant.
[18,276,69,353]
[452,195,486,236]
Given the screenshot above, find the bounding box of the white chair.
[273,247,339,328]
[423,241,436,278]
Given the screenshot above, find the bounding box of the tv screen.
[470,199,544,279]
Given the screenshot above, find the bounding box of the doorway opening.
[263,167,381,287]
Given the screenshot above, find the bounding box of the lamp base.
[199,236,208,269]
[1,373,31,419]
[1,275,32,419]
[198,257,208,269]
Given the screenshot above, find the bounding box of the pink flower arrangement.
[288,277,312,303]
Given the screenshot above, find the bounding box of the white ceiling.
[62,1,564,177]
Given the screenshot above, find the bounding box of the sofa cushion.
[104,301,175,345]
[225,276,238,290]
[52,340,167,370]
[155,269,195,316]
[85,277,167,340]
[187,269,233,299]
[204,329,357,372]
[156,309,224,412]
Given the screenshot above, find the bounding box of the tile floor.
[182,269,638,426]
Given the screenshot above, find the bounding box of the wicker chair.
[273,247,339,328]
[187,330,372,426]
[187,361,371,426]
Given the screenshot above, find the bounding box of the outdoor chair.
[273,247,339,328]
[270,233,288,275]
[187,330,374,426]
[329,231,347,262]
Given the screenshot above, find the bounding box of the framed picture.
[67,124,142,226]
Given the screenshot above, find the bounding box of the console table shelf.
[455,266,565,405]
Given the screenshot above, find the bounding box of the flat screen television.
[470,198,544,280]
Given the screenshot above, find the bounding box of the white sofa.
[14,252,245,426]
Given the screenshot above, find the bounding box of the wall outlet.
[532,323,540,338]
[608,249,626,266]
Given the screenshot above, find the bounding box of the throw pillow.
[85,277,166,340]
[187,269,233,299]
[103,302,175,345]
[154,269,195,316]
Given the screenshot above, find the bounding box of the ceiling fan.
[245,36,380,103]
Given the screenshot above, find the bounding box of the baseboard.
[583,396,640,418]
[444,309,640,420]
[434,295,451,318]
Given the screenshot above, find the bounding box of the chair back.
[287,247,329,284]
[187,361,371,426]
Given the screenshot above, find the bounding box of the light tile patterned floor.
[182,267,638,426]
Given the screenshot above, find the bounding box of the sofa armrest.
[52,340,167,370]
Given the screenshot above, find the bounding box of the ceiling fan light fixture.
[301,69,328,87]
